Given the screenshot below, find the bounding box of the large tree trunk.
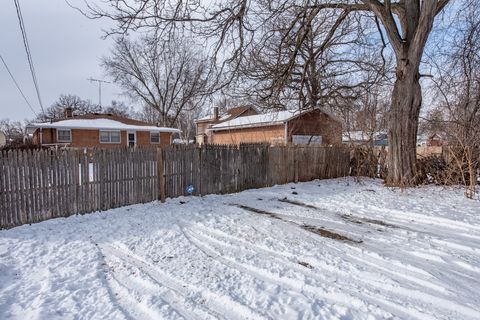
[364,0,447,186]
[387,62,422,186]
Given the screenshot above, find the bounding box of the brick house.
[195,106,258,145]
[199,108,341,146]
[27,110,180,148]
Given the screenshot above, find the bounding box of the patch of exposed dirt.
[340,214,364,225]
[360,218,397,228]
[278,197,398,229]
[234,204,361,243]
[234,204,281,219]
[302,225,362,243]
[298,261,314,269]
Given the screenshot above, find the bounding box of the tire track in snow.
[229,202,458,289]
[267,198,480,283]
[187,218,480,319]
[102,267,172,320]
[232,203,364,243]
[92,241,133,320]
[100,244,210,320]
[184,225,446,320]
[182,227,388,318]
[99,242,265,320]
[326,199,480,234]
[185,227,458,320]
[193,223,449,295]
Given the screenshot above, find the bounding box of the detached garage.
[210,108,342,146]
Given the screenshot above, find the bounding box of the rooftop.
[211,109,304,130]
[27,118,180,133]
[195,106,257,123]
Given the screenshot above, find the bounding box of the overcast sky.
[1,0,124,122]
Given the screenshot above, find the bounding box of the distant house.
[342,131,387,146]
[426,133,444,147]
[0,131,6,147]
[195,106,258,145]
[202,108,341,146]
[417,133,446,147]
[27,108,180,148]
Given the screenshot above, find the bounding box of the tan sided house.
[198,108,341,146]
[195,106,258,145]
[27,110,180,148]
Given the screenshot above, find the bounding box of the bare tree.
[102,35,210,127]
[429,2,480,197]
[84,0,451,186]
[0,119,27,146]
[236,5,389,114]
[102,100,136,118]
[36,94,101,121]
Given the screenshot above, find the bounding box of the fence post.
[294,146,299,183]
[157,148,166,203]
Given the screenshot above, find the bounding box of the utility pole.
[88,78,110,107]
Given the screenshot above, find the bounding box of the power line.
[0,53,37,116]
[13,0,44,114]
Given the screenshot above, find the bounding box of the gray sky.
[1,0,124,121]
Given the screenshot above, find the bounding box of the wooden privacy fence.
[163,144,350,198]
[0,145,349,228]
[0,148,159,228]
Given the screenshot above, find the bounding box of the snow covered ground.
[0,178,479,320]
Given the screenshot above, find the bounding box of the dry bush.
[349,147,387,180]
[445,146,479,198]
[416,156,451,185]
[415,146,479,198]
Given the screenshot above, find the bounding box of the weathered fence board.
[162,144,349,198]
[1,145,349,228]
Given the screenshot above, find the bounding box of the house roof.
[211,110,299,131]
[211,108,340,131]
[27,118,180,133]
[195,106,257,123]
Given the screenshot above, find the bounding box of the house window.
[57,129,71,142]
[99,130,121,144]
[150,132,160,144]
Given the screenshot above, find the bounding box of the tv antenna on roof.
[88,78,110,107]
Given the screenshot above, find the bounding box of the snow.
[1,178,480,320]
[211,110,301,130]
[27,119,181,133]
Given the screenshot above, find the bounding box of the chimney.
[213,107,219,121]
[64,107,73,118]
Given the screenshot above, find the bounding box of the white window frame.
[57,129,72,142]
[127,131,136,147]
[150,131,160,144]
[99,130,121,144]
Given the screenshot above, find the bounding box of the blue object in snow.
[186,184,195,195]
